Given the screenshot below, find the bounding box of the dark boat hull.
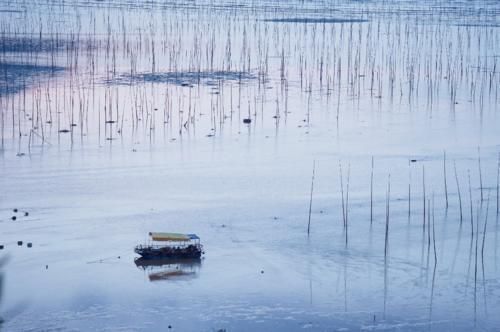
[134,244,202,259]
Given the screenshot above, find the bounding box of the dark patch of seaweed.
[263,18,368,24]
[106,71,256,87]
[0,36,83,53]
[0,62,64,95]
[456,23,500,28]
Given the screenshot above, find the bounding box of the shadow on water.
[134,257,201,282]
[106,71,256,88]
[0,255,27,331]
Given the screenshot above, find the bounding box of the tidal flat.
[1,0,500,331]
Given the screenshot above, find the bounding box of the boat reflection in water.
[134,257,202,282]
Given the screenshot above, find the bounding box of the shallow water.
[1,0,500,331]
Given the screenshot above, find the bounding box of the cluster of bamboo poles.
[0,1,499,151]
[306,151,500,258]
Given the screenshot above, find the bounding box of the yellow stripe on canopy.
[149,232,191,242]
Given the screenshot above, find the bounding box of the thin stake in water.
[385,174,391,257]
[370,156,374,224]
[478,147,483,202]
[307,161,316,236]
[454,161,463,223]
[444,150,449,209]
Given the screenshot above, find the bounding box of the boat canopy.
[149,232,199,242]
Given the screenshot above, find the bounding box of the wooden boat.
[134,232,203,259]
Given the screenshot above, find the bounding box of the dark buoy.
[24,212,29,216]
[11,216,17,221]
[46,265,48,269]
[243,118,251,124]
[13,208,18,213]
[27,243,32,248]
[261,270,264,274]
[17,241,23,246]
[168,325,172,329]
[0,245,4,250]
